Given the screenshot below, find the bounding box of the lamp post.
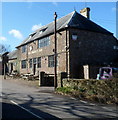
[4,63,6,79]
[54,12,57,89]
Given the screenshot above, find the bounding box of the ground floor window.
[33,58,37,64]
[29,59,32,68]
[48,55,54,67]
[37,57,41,68]
[21,60,26,69]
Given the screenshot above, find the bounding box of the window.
[38,37,50,48]
[13,62,17,66]
[72,33,78,40]
[113,46,118,50]
[22,45,27,53]
[29,59,32,68]
[21,60,26,69]
[37,57,41,68]
[48,55,54,67]
[33,58,37,64]
[39,28,47,35]
[29,46,33,51]
[30,32,36,37]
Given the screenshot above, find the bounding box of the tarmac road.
[1,76,118,120]
[2,99,41,120]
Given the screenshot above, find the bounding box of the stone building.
[0,55,2,75]
[8,50,18,74]
[16,8,118,80]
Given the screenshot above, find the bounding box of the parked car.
[97,67,118,80]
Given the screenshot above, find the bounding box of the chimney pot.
[80,7,90,19]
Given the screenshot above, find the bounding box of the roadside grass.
[56,79,118,105]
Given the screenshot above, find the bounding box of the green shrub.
[59,78,118,104]
[78,87,86,92]
[73,85,79,90]
[56,87,73,94]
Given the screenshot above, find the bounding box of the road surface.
[1,76,118,120]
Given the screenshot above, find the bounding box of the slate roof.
[16,11,112,48]
[8,50,17,60]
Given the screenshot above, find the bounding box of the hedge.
[56,78,118,104]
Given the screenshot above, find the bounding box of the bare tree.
[0,44,10,54]
[0,44,10,78]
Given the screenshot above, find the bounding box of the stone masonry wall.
[17,28,118,79]
[69,28,118,78]
[18,30,70,76]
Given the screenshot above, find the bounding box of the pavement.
[1,75,118,120]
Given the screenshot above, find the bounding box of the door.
[33,64,36,75]
[10,63,13,74]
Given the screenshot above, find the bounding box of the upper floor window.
[21,60,26,69]
[30,32,36,37]
[39,27,47,35]
[48,55,54,67]
[22,45,27,53]
[37,57,41,68]
[72,33,78,41]
[33,58,37,64]
[113,46,118,50]
[29,45,33,51]
[38,37,50,48]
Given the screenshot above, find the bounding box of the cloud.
[52,2,58,6]
[0,36,7,42]
[9,29,23,39]
[31,24,42,31]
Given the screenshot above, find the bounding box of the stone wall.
[69,28,118,78]
[17,28,118,80]
[8,59,18,73]
[57,72,67,87]
[18,30,69,76]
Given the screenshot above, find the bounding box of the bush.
[56,87,73,94]
[56,78,118,104]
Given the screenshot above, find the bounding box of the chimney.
[80,7,90,19]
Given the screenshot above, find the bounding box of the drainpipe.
[54,12,57,89]
[26,44,28,73]
[4,63,6,79]
[66,29,68,77]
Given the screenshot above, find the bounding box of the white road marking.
[70,97,76,100]
[80,100,87,104]
[89,103,96,106]
[80,100,96,106]
[10,100,44,120]
[102,107,113,111]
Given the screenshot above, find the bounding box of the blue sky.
[1,2,117,51]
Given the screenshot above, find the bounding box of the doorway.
[33,64,36,75]
[10,63,13,74]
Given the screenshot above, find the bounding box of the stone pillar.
[57,72,67,87]
[83,65,89,79]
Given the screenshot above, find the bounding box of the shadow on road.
[2,101,61,120]
[2,87,118,120]
[2,102,39,120]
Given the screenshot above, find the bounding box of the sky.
[0,2,117,51]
